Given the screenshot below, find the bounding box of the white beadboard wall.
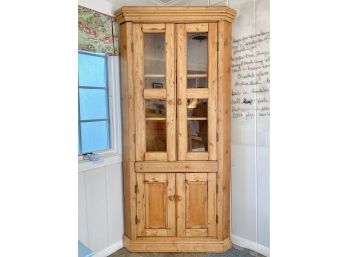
[78,163,124,255]
[78,0,270,256]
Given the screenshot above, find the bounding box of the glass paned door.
[134,23,176,161]
[187,98,208,152]
[177,23,218,161]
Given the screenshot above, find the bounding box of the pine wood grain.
[177,24,187,161]
[142,23,166,33]
[143,89,166,99]
[186,181,208,229]
[217,20,232,240]
[166,23,176,162]
[144,152,168,161]
[119,22,137,240]
[208,172,217,237]
[186,88,208,98]
[176,173,186,238]
[208,22,218,161]
[135,161,218,173]
[123,236,232,252]
[117,6,235,252]
[133,24,146,161]
[137,173,176,237]
[186,23,208,32]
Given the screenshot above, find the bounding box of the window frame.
[78,50,122,162]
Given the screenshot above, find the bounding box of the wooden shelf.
[187,74,207,78]
[144,74,166,78]
[187,117,208,121]
[190,135,203,141]
[145,117,166,121]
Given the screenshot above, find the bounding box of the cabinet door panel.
[134,23,176,161]
[186,180,207,228]
[176,173,217,237]
[137,173,176,237]
[177,23,217,161]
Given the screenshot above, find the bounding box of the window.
[78,51,111,155]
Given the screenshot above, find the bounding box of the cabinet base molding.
[124,236,232,252]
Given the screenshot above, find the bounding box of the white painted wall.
[230,0,270,256]
[78,0,270,256]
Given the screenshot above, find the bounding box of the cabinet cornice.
[115,6,237,24]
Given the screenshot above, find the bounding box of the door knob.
[177,99,182,105]
[176,195,182,201]
[169,195,175,201]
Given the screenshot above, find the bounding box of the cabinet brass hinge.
[216,132,219,142]
[217,41,219,52]
[131,42,134,52]
[135,215,138,224]
[135,184,139,194]
[216,215,218,224]
[133,133,136,144]
[216,184,218,193]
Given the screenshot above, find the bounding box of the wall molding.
[93,240,123,257]
[231,234,270,257]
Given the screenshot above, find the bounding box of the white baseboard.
[231,234,270,257]
[93,240,123,257]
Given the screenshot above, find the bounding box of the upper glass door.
[134,23,176,161]
[177,23,218,161]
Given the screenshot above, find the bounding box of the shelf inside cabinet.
[187,117,208,121]
[146,117,166,121]
[144,74,166,78]
[187,74,207,78]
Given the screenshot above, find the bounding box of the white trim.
[92,240,123,257]
[114,57,122,154]
[107,56,122,156]
[78,154,122,172]
[231,234,270,257]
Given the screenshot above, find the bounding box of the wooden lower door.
[136,173,176,237]
[176,173,217,238]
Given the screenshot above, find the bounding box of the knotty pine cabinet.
[115,6,236,252]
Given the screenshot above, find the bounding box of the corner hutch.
[115,6,236,252]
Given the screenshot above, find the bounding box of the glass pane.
[187,120,208,152]
[79,89,108,120]
[146,121,166,151]
[145,77,165,89]
[187,77,207,88]
[144,33,165,76]
[146,99,166,119]
[187,99,208,118]
[78,52,107,87]
[187,32,208,77]
[81,121,110,153]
